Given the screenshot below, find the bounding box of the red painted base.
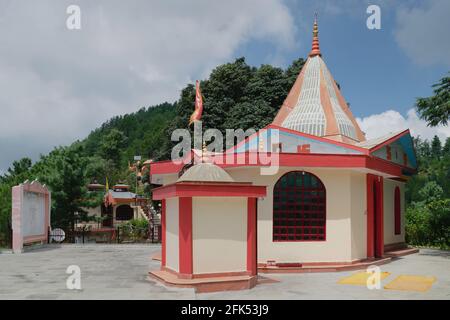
[149,270,258,293]
[151,247,419,279]
[258,257,392,273]
[384,247,419,258]
[384,242,407,252]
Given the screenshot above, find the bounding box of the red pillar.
[179,197,193,277]
[247,197,257,276]
[366,174,374,259]
[377,177,384,257]
[161,199,166,267]
[367,174,384,259]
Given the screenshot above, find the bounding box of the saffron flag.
[105,177,109,191]
[189,80,203,125]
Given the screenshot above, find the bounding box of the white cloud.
[0,0,296,171]
[357,108,450,142]
[395,0,450,66]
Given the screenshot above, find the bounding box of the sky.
[0,0,449,173]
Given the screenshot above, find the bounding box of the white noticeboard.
[22,192,46,238]
[11,180,51,253]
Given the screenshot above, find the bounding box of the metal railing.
[0,218,12,249]
[64,222,161,244]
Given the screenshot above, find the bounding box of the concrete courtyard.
[0,244,448,300]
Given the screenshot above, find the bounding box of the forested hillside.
[81,102,176,162]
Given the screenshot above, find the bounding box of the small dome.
[177,163,234,183]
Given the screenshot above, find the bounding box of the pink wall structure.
[12,180,51,253]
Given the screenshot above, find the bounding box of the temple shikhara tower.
[273,17,366,144]
[149,17,418,292]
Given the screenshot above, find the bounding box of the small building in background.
[75,182,161,243]
[103,184,140,226]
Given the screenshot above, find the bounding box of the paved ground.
[0,244,448,299]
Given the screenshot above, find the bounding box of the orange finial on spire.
[309,13,321,57]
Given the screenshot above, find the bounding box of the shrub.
[118,218,149,242]
[427,199,450,248]
[406,199,450,249]
[128,218,149,229]
[406,204,431,246]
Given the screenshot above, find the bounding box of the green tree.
[443,137,450,156]
[4,158,32,180]
[416,73,450,126]
[405,204,431,245]
[0,158,33,246]
[203,57,254,132]
[224,100,274,130]
[406,198,450,249]
[418,181,444,204]
[39,146,97,231]
[427,199,450,247]
[99,129,127,168]
[284,58,306,85]
[418,139,431,159]
[431,135,442,158]
[247,64,287,109]
[85,156,112,184]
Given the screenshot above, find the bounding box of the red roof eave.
[104,192,136,206]
[152,182,267,200]
[150,153,405,178]
[368,129,411,153]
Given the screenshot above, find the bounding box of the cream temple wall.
[192,197,247,274]
[157,166,407,265]
[225,167,367,263]
[350,172,367,260]
[165,197,180,273]
[383,179,406,246]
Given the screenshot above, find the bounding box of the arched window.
[394,187,401,235]
[273,171,326,241]
[116,205,134,221]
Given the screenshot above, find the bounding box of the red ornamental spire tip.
[309,13,321,57]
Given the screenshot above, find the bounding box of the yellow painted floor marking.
[384,275,436,292]
[338,271,391,286]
